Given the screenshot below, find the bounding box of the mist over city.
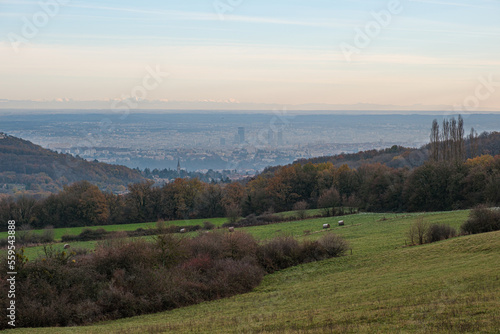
[1,112,500,174]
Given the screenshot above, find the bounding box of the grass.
[3,208,332,259]
[0,207,332,241]
[0,217,228,241]
[12,211,469,263]
[9,209,500,333]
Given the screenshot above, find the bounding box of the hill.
[9,210,500,333]
[289,131,500,171]
[0,133,144,195]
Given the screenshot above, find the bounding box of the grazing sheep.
[338,220,345,226]
[179,228,186,233]
[323,224,330,229]
[63,244,70,249]
[228,227,235,232]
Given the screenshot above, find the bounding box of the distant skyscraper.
[220,137,226,146]
[268,129,274,146]
[277,129,284,145]
[238,127,245,144]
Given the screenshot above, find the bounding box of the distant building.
[277,129,284,145]
[220,137,226,146]
[177,158,181,177]
[238,127,245,144]
[267,129,274,146]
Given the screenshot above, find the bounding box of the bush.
[461,205,500,235]
[188,231,258,261]
[223,212,291,228]
[0,230,350,329]
[40,226,55,243]
[318,233,350,257]
[426,224,456,243]
[202,221,216,230]
[62,228,109,242]
[257,236,303,273]
[4,225,56,246]
[407,218,457,245]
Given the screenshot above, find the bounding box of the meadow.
[7,209,500,333]
[4,209,327,259]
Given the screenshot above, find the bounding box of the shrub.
[62,228,109,242]
[188,231,228,259]
[461,205,500,235]
[257,236,302,272]
[9,224,55,246]
[202,221,216,230]
[40,226,55,243]
[426,224,456,243]
[210,258,264,295]
[0,230,350,329]
[318,233,350,257]
[223,212,291,228]
[188,231,258,261]
[224,231,258,260]
[299,239,326,262]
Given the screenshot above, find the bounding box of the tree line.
[1,152,499,230]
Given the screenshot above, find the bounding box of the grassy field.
[9,209,500,333]
[0,207,328,242]
[10,211,469,266]
[0,217,229,241]
[5,208,333,259]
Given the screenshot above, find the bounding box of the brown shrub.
[0,229,349,329]
[461,205,500,235]
[426,223,457,243]
[318,233,350,257]
[257,236,302,272]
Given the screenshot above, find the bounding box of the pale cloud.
[407,0,495,9]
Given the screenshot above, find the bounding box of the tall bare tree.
[430,119,440,162]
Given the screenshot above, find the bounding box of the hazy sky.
[1,0,499,110]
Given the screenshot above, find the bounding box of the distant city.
[1,113,499,177]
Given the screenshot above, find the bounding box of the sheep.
[323,224,330,229]
[179,228,186,233]
[63,244,71,249]
[228,227,235,232]
[338,220,345,226]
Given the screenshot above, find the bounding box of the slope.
[9,211,500,333]
[0,133,144,195]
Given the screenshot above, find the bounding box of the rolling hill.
[0,132,144,196]
[289,131,500,170]
[8,210,500,333]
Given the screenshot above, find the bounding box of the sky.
[0,0,499,111]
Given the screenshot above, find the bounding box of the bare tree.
[430,119,440,162]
